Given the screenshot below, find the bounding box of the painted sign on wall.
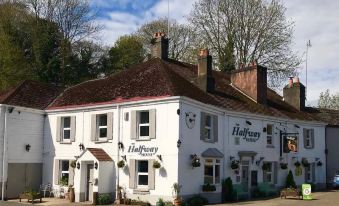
[128,143,158,156]
[232,123,261,142]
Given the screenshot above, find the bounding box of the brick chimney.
[151,32,169,60]
[197,49,215,92]
[283,77,306,110]
[230,62,267,104]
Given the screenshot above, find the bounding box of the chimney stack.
[283,77,305,111]
[230,62,267,104]
[151,32,169,60]
[197,49,215,92]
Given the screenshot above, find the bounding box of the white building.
[0,33,333,204]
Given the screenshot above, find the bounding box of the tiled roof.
[46,57,325,123]
[87,148,112,161]
[305,107,339,126]
[0,80,62,110]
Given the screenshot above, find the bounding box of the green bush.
[222,177,233,202]
[202,183,216,192]
[130,199,151,206]
[185,195,208,206]
[97,193,112,205]
[156,198,165,206]
[164,201,173,206]
[285,170,297,188]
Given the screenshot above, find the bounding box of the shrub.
[130,199,151,206]
[202,183,216,192]
[59,176,68,186]
[185,195,208,206]
[222,177,233,202]
[97,193,111,205]
[156,198,165,206]
[285,170,297,188]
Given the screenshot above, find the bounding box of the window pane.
[138,175,148,185]
[98,114,107,126]
[267,124,273,135]
[204,128,211,139]
[61,161,69,171]
[99,128,107,138]
[138,161,148,173]
[63,130,70,139]
[204,164,214,184]
[205,115,211,127]
[215,164,220,183]
[63,117,70,128]
[267,136,272,145]
[140,112,149,124]
[140,126,149,136]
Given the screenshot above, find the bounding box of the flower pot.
[69,187,75,202]
[173,198,182,206]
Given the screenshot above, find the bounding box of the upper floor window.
[303,128,314,149]
[204,159,221,185]
[138,111,150,139]
[62,117,71,141]
[200,112,218,143]
[266,124,274,147]
[98,114,108,139]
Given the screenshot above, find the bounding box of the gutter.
[1,106,8,200]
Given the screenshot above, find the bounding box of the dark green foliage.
[222,177,233,202]
[185,195,208,206]
[97,193,112,205]
[202,183,216,192]
[285,170,296,189]
[130,199,151,206]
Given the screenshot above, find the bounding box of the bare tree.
[318,89,339,110]
[136,18,198,63]
[189,0,301,88]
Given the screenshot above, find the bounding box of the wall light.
[177,139,182,148]
[25,144,31,152]
[157,155,162,162]
[79,143,85,151]
[94,162,98,170]
[121,155,127,161]
[246,120,252,125]
[76,162,80,169]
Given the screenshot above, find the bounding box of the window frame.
[305,129,313,148]
[204,158,221,185]
[203,114,213,141]
[61,117,71,142]
[305,164,313,182]
[138,111,150,140]
[60,160,69,185]
[136,160,149,189]
[263,162,273,183]
[97,114,108,139]
[266,124,274,147]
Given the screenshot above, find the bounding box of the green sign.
[302,184,312,200]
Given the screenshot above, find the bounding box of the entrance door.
[86,164,94,202]
[241,161,250,191]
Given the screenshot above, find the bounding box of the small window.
[267,124,274,146]
[60,160,69,185]
[62,117,71,141]
[305,129,313,148]
[263,162,273,183]
[204,159,221,184]
[97,114,108,139]
[138,111,150,139]
[137,160,148,187]
[203,115,213,141]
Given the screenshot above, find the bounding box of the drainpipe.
[116,105,121,200]
[2,107,8,200]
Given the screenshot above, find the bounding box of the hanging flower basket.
[302,159,310,168]
[280,163,288,170]
[230,160,239,170]
[191,155,201,168]
[262,163,270,171]
[70,160,77,168]
[117,160,125,168]
[317,161,323,167]
[294,161,301,167]
[153,160,161,169]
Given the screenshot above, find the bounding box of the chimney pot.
[151,32,168,60]
[288,77,293,86]
[199,49,209,57]
[283,77,305,111]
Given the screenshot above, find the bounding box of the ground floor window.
[305,163,315,183]
[60,160,69,185]
[204,159,221,184]
[263,162,273,183]
[137,160,148,187]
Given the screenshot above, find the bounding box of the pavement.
[0,190,339,206]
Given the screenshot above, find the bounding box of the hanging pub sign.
[127,143,159,157]
[283,135,298,153]
[232,123,261,142]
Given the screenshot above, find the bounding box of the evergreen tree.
[285,170,296,188]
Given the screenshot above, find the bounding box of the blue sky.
[90,0,339,105]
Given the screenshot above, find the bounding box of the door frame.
[86,164,94,202]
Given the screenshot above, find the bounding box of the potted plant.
[230,160,239,170]
[153,160,161,169]
[191,155,201,168]
[280,163,288,170]
[173,183,182,206]
[294,161,301,167]
[156,198,165,206]
[262,162,270,171]
[202,183,216,192]
[117,160,125,168]
[302,159,310,167]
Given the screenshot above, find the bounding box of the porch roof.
[201,148,224,158]
[86,148,112,161]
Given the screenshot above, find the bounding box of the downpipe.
[1,107,8,200]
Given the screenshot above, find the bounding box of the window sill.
[266,145,275,148]
[94,140,110,144]
[136,138,152,141]
[202,139,215,143]
[59,142,72,144]
[133,189,150,195]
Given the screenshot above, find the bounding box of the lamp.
[79,143,85,151]
[177,139,182,148]
[121,155,127,161]
[246,120,252,125]
[94,162,98,170]
[25,144,31,152]
[8,107,14,113]
[76,162,80,169]
[177,109,181,115]
[118,142,124,150]
[294,124,300,128]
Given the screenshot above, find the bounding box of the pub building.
[0,32,333,204]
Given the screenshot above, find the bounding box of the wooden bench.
[19,193,42,204]
[280,188,302,199]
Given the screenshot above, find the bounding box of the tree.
[285,170,296,188]
[189,0,301,87]
[107,35,145,72]
[136,18,198,63]
[318,89,339,110]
